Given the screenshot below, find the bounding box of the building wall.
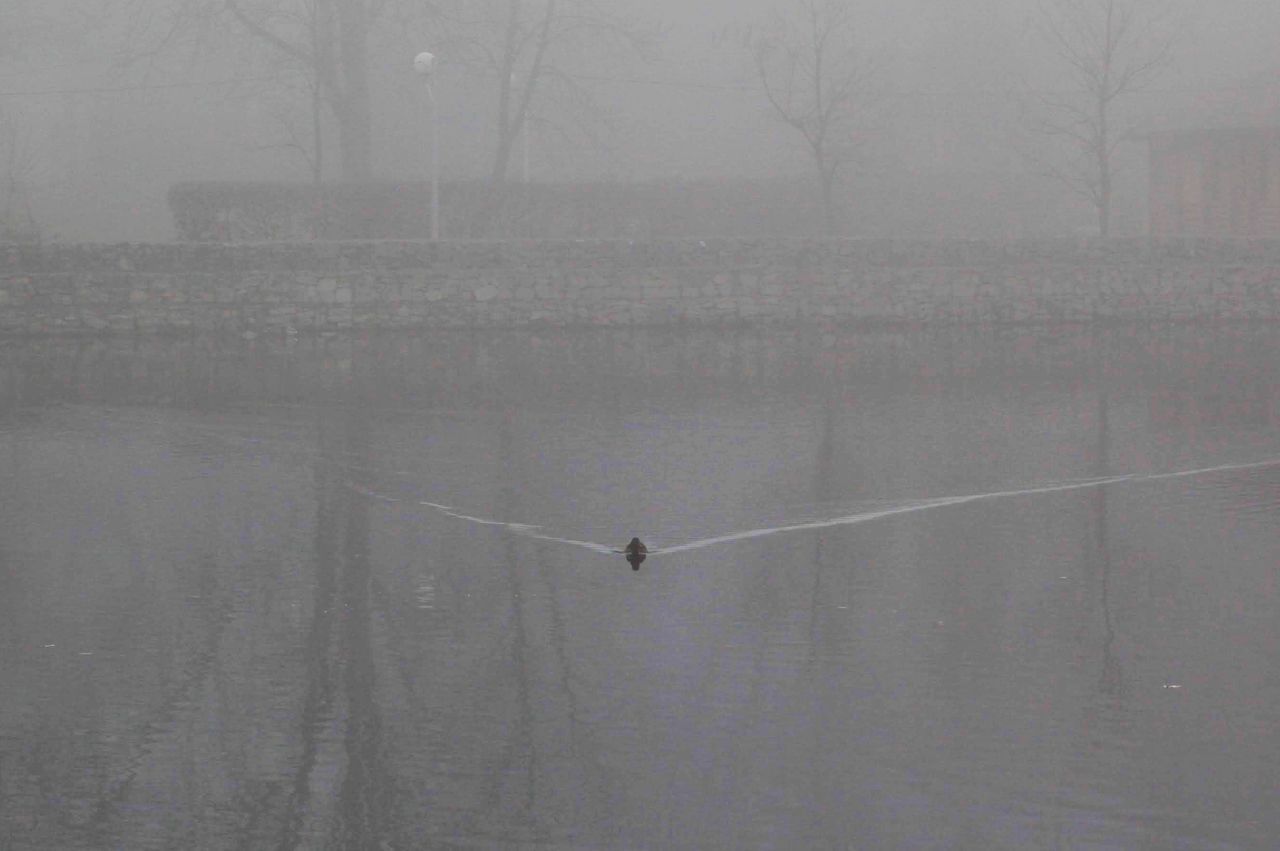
[2,239,1280,336]
[1150,129,1280,238]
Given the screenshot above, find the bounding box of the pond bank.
[2,239,1279,335]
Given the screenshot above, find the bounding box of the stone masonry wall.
[2,239,1280,335]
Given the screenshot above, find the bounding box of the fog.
[6,325,1280,849]
[0,0,1276,241]
[6,6,1280,850]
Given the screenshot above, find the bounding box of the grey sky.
[0,0,1278,240]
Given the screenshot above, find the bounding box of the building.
[1148,75,1280,238]
[1149,127,1280,238]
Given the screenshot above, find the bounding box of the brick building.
[1148,76,1280,237]
[1149,127,1280,237]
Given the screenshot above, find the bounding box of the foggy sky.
[1,0,1279,241]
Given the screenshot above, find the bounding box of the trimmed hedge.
[168,182,435,242]
[167,173,1106,242]
[167,179,827,242]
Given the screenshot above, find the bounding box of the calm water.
[2,327,1279,850]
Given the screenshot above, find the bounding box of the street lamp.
[414,51,440,240]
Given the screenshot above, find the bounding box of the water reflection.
[276,431,341,851]
[1093,392,1123,701]
[330,409,395,851]
[2,326,1280,849]
[15,324,1276,416]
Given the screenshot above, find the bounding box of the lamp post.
[414,51,439,240]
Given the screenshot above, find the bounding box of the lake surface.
[2,326,1279,850]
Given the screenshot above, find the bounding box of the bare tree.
[437,0,659,187]
[230,0,341,181]
[0,2,52,239]
[249,78,328,184]
[219,0,387,180]
[0,111,43,241]
[84,0,408,181]
[1034,0,1177,237]
[751,0,877,236]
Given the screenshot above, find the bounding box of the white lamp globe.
[414,52,436,77]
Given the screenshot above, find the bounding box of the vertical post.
[522,118,530,185]
[429,82,440,241]
[415,51,440,241]
[522,117,530,238]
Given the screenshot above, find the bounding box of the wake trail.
[74,406,1280,556]
[658,457,1280,555]
[352,489,618,555]
[350,456,1280,558]
[652,477,1136,555]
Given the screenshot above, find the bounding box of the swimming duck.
[624,537,647,570]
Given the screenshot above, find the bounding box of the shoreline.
[3,238,1280,335]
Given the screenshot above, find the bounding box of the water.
[2,326,1279,850]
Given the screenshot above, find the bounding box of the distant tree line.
[169,169,1093,242]
[17,0,1186,240]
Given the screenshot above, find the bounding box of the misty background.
[1,0,1278,242]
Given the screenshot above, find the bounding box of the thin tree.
[0,2,53,239]
[752,0,876,237]
[1035,0,1176,237]
[84,0,405,181]
[435,0,659,231]
[224,0,385,181]
[0,113,42,241]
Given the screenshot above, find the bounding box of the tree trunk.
[336,0,372,181]
[311,79,325,184]
[1096,2,1113,238]
[1098,169,1112,238]
[480,0,556,236]
[1097,96,1111,238]
[817,157,837,237]
[821,176,835,237]
[309,1,330,184]
[490,0,521,185]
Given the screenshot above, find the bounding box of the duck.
[624,537,647,570]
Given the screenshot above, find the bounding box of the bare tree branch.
[751,0,877,236]
[1032,0,1179,236]
[82,0,423,180]
[224,0,312,65]
[433,0,660,233]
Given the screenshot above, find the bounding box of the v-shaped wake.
[348,457,1280,558]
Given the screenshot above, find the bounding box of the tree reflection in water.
[2,327,1280,849]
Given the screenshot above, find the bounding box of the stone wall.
[2,239,1280,335]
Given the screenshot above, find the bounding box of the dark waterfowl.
[624,537,647,570]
